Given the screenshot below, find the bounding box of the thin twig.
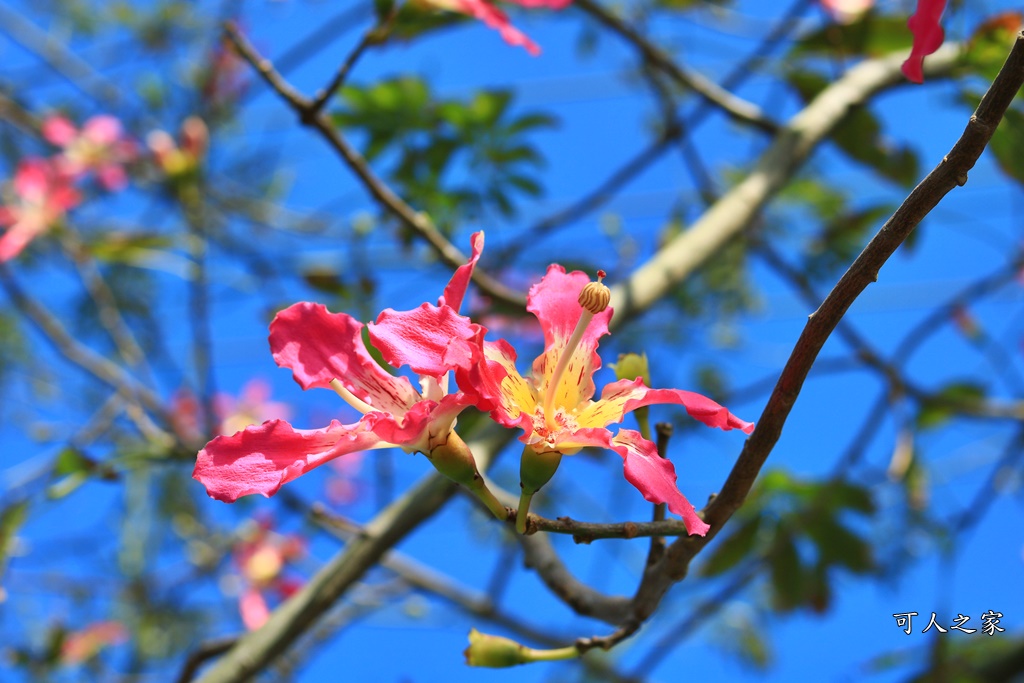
[574,0,779,134]
[307,18,388,116]
[222,21,526,309]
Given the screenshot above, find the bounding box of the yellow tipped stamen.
[329,378,375,414]
[541,271,610,433]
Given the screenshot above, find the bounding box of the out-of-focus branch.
[61,228,148,372]
[222,21,526,309]
[0,3,126,107]
[642,29,1024,600]
[607,42,964,328]
[0,263,165,419]
[574,0,779,134]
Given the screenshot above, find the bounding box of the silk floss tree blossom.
[0,158,80,261]
[41,114,136,192]
[414,0,573,55]
[193,232,509,520]
[461,266,754,535]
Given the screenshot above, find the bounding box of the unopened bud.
[611,352,651,386]
[464,629,579,668]
[578,270,610,314]
[425,430,481,487]
[464,629,527,667]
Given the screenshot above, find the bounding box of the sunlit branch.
[0,3,126,107]
[607,42,965,327]
[222,21,527,310]
[574,0,780,134]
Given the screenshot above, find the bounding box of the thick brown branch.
[652,29,1024,591]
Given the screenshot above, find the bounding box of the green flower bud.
[611,352,652,438]
[464,629,528,668]
[611,352,651,386]
[516,446,562,533]
[427,431,508,521]
[463,629,579,668]
[520,447,562,496]
[425,430,480,487]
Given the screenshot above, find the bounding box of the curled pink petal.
[564,428,710,536]
[364,392,476,452]
[96,164,129,192]
[901,0,946,84]
[508,0,572,7]
[193,419,385,502]
[368,302,484,380]
[269,302,419,414]
[239,588,271,631]
[440,231,484,312]
[457,0,541,55]
[82,115,123,146]
[41,115,78,146]
[12,158,52,201]
[579,378,754,434]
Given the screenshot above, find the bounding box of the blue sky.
[2,0,1023,681]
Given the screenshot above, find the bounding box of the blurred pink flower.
[215,379,292,437]
[325,452,364,506]
[171,379,291,444]
[415,0,572,55]
[42,114,136,192]
[820,0,873,24]
[59,621,128,665]
[233,520,305,630]
[200,38,248,108]
[0,158,80,261]
[902,0,947,83]
[147,116,209,179]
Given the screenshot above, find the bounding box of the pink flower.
[901,0,947,83]
[42,114,136,191]
[215,379,292,437]
[147,116,209,179]
[415,0,572,55]
[462,266,753,535]
[233,520,305,630]
[0,158,80,261]
[820,0,873,24]
[170,379,291,444]
[194,233,507,519]
[59,621,128,665]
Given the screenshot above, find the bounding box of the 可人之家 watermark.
[893,611,1005,635]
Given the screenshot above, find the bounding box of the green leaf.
[961,13,1024,83]
[788,70,919,186]
[804,515,874,574]
[374,0,396,22]
[769,530,804,611]
[791,13,912,59]
[916,381,988,429]
[823,481,875,516]
[700,515,763,577]
[0,501,28,568]
[986,106,1024,186]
